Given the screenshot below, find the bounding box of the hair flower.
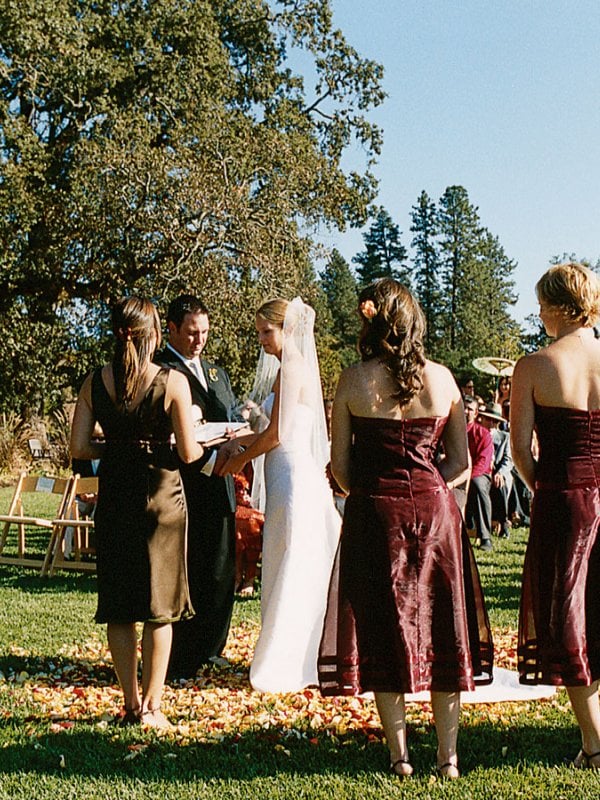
[360,299,377,320]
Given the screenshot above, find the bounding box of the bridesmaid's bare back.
[343,358,460,420]
[526,332,600,410]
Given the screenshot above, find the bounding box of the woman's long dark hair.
[357,279,426,407]
[111,297,161,409]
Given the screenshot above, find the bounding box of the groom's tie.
[189,359,208,391]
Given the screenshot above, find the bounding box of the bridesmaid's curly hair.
[358,279,426,407]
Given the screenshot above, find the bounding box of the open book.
[191,421,250,446]
[170,420,250,447]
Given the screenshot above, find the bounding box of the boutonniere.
[208,368,219,383]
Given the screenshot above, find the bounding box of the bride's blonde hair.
[256,298,289,327]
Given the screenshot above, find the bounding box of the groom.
[156,294,238,678]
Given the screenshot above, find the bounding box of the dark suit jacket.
[154,346,239,512]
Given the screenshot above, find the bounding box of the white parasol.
[472,356,516,377]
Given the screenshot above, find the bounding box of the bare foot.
[239,585,254,597]
[390,758,413,778]
[140,708,174,731]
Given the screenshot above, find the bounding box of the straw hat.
[478,401,505,423]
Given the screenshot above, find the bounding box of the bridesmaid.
[511,262,600,768]
[318,279,492,779]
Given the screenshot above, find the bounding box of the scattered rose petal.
[5,624,528,746]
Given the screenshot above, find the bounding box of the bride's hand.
[216,446,247,476]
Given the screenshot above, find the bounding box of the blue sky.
[317,0,600,323]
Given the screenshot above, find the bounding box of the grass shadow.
[0,565,97,595]
[0,718,583,782]
[0,653,116,685]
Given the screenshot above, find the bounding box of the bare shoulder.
[334,361,366,405]
[422,360,460,395]
[513,346,553,378]
[166,367,189,393]
[338,360,363,388]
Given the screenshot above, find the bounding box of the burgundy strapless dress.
[318,416,493,695]
[518,405,600,686]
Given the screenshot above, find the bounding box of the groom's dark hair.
[166,294,209,329]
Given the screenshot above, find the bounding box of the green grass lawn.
[1,486,599,798]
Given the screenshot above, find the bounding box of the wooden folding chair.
[43,475,98,577]
[0,471,74,571]
[27,438,51,460]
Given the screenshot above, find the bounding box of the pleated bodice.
[350,415,447,495]
[535,405,600,488]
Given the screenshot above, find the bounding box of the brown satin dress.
[91,368,193,624]
[519,405,600,686]
[318,415,493,696]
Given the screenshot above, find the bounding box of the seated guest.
[464,395,494,551]
[460,377,476,398]
[494,376,511,407]
[478,402,513,539]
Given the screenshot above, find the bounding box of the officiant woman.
[71,296,204,727]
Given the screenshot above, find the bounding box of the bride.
[218,297,340,692]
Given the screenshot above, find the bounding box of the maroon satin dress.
[519,405,600,686]
[318,416,493,695]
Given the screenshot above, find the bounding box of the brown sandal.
[574,749,600,769]
[437,761,460,779]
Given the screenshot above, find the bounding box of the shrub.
[0,412,28,476]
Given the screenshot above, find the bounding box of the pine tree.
[317,249,360,389]
[436,186,483,364]
[320,249,359,357]
[352,209,410,287]
[520,313,549,353]
[410,191,442,354]
[474,231,521,358]
[436,186,519,372]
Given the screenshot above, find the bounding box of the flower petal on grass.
[6,624,530,743]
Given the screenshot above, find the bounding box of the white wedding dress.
[249,393,341,692]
